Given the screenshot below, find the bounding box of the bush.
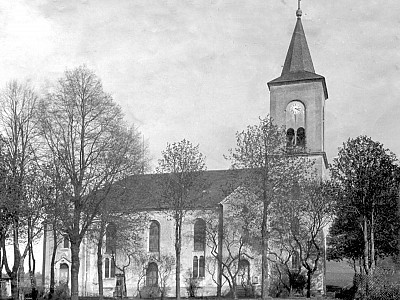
[184,270,200,298]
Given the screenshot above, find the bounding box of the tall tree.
[330,135,400,279]
[273,180,336,298]
[0,81,41,300]
[37,66,146,300]
[156,139,206,300]
[226,116,311,300]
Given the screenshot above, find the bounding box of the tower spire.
[296,0,302,18]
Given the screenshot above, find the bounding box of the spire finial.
[296,0,302,18]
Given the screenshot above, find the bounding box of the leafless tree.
[156,139,206,300]
[0,81,42,300]
[37,66,146,300]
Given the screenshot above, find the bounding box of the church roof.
[267,16,328,99]
[109,169,244,211]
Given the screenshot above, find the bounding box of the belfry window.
[286,101,306,149]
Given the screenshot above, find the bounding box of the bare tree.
[37,66,146,300]
[204,208,252,300]
[156,139,206,300]
[0,81,42,300]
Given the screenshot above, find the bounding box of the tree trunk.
[362,216,369,275]
[261,198,270,300]
[232,280,238,300]
[97,222,105,300]
[370,210,375,274]
[71,240,81,300]
[11,220,21,300]
[217,204,223,298]
[49,225,58,299]
[175,216,182,300]
[11,273,19,300]
[306,271,312,298]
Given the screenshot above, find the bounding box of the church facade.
[42,6,329,298]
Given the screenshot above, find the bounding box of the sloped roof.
[109,169,244,211]
[267,17,328,99]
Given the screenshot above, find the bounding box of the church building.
[42,5,329,298]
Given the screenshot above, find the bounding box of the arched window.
[286,101,306,149]
[63,234,69,248]
[149,221,160,252]
[105,258,110,278]
[297,127,305,147]
[146,262,158,286]
[106,223,117,254]
[59,263,69,284]
[292,251,300,269]
[194,219,206,251]
[286,128,295,147]
[193,256,198,278]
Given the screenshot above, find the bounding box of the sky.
[0,0,399,172]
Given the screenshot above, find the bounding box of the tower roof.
[282,17,315,75]
[268,13,328,99]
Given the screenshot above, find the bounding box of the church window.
[63,234,69,248]
[59,263,69,283]
[149,221,160,252]
[106,223,117,254]
[193,256,198,278]
[105,258,110,278]
[286,128,295,147]
[292,250,300,269]
[111,257,116,278]
[286,101,306,149]
[146,262,158,286]
[194,218,206,251]
[199,256,205,277]
[297,127,305,147]
[193,256,205,278]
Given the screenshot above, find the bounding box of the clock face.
[289,102,303,115]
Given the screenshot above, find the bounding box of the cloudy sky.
[0,0,399,170]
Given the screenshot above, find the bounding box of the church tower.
[267,3,328,175]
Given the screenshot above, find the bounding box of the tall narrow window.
[111,257,116,278]
[286,128,295,147]
[146,263,158,286]
[193,256,198,278]
[149,221,160,252]
[63,234,69,248]
[292,251,300,269]
[106,223,117,254]
[297,127,305,147]
[194,219,206,251]
[199,256,205,278]
[105,258,110,278]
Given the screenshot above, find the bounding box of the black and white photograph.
[0,1,399,300]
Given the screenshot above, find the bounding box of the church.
[42,4,329,298]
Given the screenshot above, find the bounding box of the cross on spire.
[296,0,302,18]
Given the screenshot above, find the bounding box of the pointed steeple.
[281,18,315,75]
[268,5,328,99]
